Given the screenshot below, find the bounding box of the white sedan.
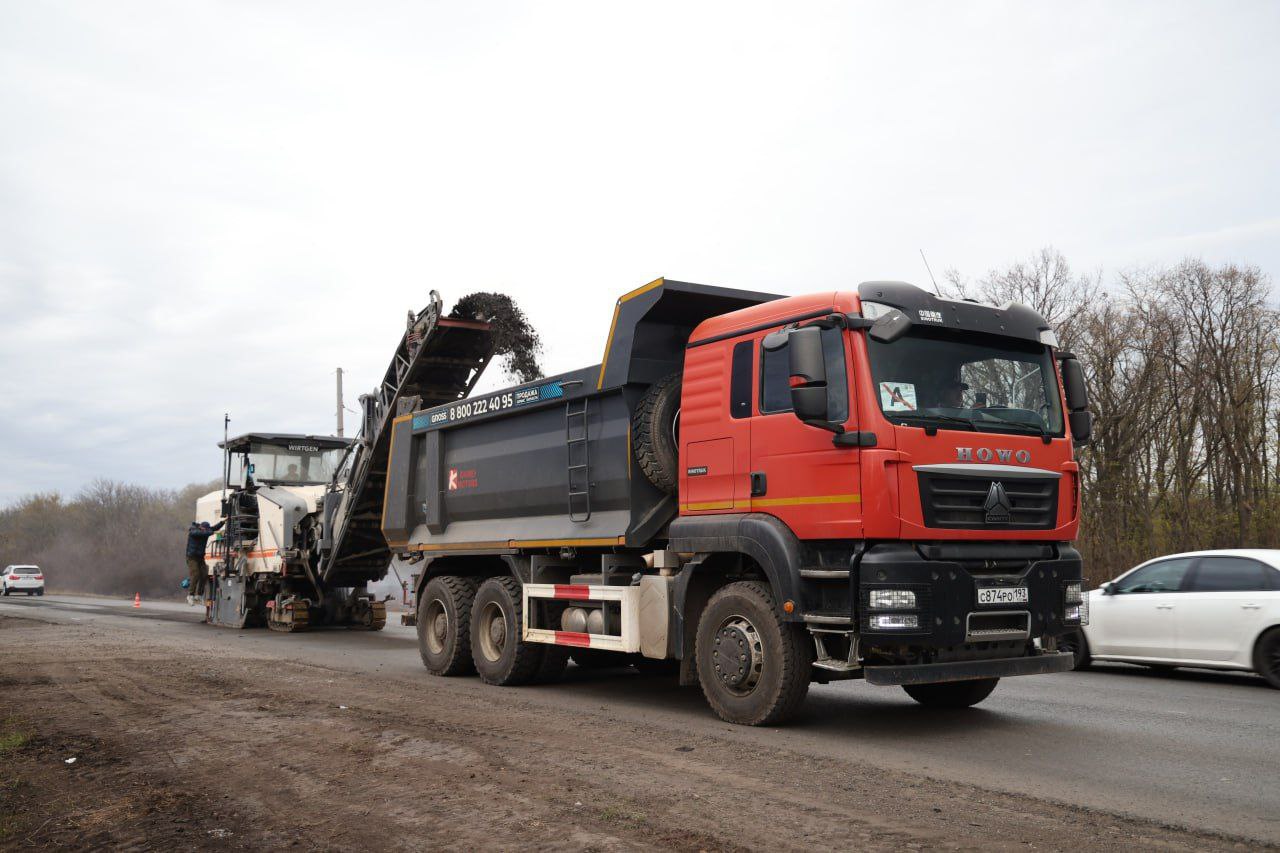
[1061,549,1280,687]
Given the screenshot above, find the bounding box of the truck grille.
[918,473,1058,530]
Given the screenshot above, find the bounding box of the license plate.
[977,586,1028,605]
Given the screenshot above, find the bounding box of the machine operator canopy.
[220,433,353,486]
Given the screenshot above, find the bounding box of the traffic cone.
[133,592,141,608]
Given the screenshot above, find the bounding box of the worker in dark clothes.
[185,520,224,605]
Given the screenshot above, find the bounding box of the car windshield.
[866,326,1064,436]
[246,442,344,484]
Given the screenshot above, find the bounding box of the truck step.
[799,568,850,579]
[803,612,855,627]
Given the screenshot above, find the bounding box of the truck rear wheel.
[695,581,812,725]
[632,372,681,493]
[418,575,478,676]
[471,577,545,686]
[902,678,999,708]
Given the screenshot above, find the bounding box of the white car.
[1061,549,1280,687]
[2,565,45,597]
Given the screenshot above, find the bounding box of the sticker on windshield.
[880,382,917,411]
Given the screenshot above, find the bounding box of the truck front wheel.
[417,575,478,676]
[695,581,812,725]
[471,577,545,686]
[902,678,999,708]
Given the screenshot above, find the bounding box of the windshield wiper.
[889,413,981,432]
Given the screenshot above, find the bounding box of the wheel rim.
[424,598,448,655]
[477,601,507,663]
[712,614,764,696]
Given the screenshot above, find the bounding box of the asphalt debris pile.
[450,292,543,384]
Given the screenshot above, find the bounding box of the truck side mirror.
[1059,356,1092,445]
[1068,410,1093,446]
[787,326,829,422]
[1060,356,1089,412]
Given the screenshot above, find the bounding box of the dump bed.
[382,278,780,555]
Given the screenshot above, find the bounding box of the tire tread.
[695,580,811,726]
[417,575,478,676]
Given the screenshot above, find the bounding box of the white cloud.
[1,0,1278,503]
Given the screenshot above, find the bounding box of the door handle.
[1242,604,1262,610]
[1155,604,1174,610]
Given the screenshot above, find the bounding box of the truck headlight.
[869,614,919,630]
[1063,585,1089,626]
[869,589,916,610]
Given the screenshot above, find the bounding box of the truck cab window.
[867,326,1064,436]
[759,327,848,422]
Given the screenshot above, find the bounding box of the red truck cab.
[670,280,1089,692]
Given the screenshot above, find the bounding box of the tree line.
[2,250,1276,593]
[0,480,219,598]
[949,248,1280,583]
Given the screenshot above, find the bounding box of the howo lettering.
[383,278,1093,725]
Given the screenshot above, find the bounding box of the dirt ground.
[0,611,1265,852]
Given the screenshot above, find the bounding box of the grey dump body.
[383,280,780,554]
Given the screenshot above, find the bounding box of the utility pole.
[335,368,344,437]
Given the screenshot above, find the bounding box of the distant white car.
[2,565,45,597]
[1061,549,1280,687]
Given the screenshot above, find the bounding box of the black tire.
[470,577,544,686]
[26,591,34,596]
[632,372,681,493]
[533,645,570,684]
[2,586,8,596]
[36,589,44,597]
[695,581,812,726]
[417,575,478,676]
[902,678,999,708]
[1058,630,1091,670]
[1252,629,1280,689]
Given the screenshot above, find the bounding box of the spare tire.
[632,373,681,493]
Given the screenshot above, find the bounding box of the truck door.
[748,326,861,539]
[679,338,753,513]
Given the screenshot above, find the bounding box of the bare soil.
[0,612,1264,851]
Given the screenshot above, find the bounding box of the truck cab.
[674,282,1089,692]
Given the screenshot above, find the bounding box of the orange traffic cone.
[133,592,141,608]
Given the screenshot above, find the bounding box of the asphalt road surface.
[2,593,1276,849]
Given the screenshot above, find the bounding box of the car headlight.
[869,614,919,630]
[869,589,917,610]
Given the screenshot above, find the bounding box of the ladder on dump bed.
[566,397,591,522]
[318,292,495,587]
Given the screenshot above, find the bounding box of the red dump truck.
[382,278,1092,725]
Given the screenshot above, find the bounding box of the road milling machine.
[195,292,499,631]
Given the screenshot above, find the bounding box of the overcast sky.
[1,1,1278,505]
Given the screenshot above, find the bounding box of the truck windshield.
[246,443,344,484]
[866,327,1064,436]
